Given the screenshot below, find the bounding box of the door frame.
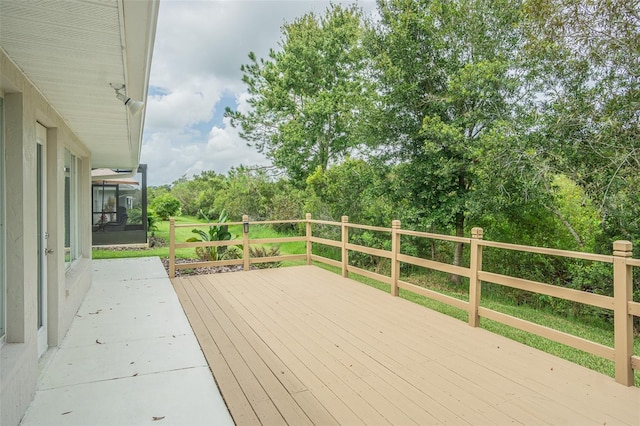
[36,123,48,357]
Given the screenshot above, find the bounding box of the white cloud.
[141,113,268,185]
[141,0,377,186]
[235,91,252,115]
[146,87,219,131]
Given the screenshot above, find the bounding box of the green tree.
[371,0,526,282]
[267,183,306,232]
[213,166,276,220]
[151,193,181,220]
[169,171,226,216]
[523,0,640,255]
[169,175,197,216]
[226,4,376,183]
[521,0,639,318]
[147,185,170,205]
[305,158,392,226]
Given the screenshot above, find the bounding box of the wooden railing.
[169,214,640,386]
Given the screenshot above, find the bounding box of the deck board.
[172,265,640,425]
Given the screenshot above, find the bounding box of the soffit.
[0,0,158,169]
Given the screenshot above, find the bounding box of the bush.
[268,191,304,233]
[151,193,182,220]
[249,245,281,269]
[127,207,142,224]
[187,210,233,261]
[147,208,160,234]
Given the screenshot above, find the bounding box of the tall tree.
[305,158,393,225]
[371,0,526,281]
[226,4,375,183]
[523,0,640,253]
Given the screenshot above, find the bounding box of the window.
[64,149,80,268]
[0,97,5,342]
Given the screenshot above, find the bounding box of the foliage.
[370,0,527,281]
[212,166,276,220]
[305,159,393,225]
[151,193,182,220]
[522,0,640,249]
[249,245,282,269]
[147,185,170,205]
[267,186,305,233]
[147,208,160,235]
[186,210,233,261]
[521,0,640,297]
[226,4,376,182]
[349,230,392,275]
[137,0,639,332]
[127,207,143,225]
[170,171,226,216]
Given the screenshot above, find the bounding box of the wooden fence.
[169,214,640,386]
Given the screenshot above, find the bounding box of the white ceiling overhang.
[0,0,159,170]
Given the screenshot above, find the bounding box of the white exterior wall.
[1,50,93,426]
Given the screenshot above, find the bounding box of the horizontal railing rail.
[478,239,614,263]
[168,214,639,386]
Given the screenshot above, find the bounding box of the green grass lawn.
[92,216,307,260]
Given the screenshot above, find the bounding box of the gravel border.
[160,257,253,277]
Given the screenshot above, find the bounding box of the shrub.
[268,191,304,233]
[249,245,281,269]
[127,207,142,224]
[151,193,182,220]
[147,208,160,234]
[187,210,233,261]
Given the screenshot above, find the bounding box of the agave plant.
[187,209,233,261]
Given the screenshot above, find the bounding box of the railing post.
[242,215,250,271]
[613,240,633,386]
[341,216,349,278]
[468,227,483,327]
[391,220,401,296]
[169,218,176,278]
[306,213,312,265]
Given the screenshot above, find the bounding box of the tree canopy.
[159,0,638,310]
[226,4,376,182]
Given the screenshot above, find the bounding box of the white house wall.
[1,49,93,426]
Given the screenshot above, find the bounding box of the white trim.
[64,149,81,270]
[36,123,48,358]
[0,96,5,346]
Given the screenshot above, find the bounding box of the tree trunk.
[430,223,436,260]
[320,134,330,172]
[450,211,464,284]
[544,203,584,247]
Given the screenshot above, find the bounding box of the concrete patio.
[20,257,233,426]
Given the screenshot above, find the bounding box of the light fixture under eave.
[110,83,145,116]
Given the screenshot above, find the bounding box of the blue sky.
[140,0,376,186]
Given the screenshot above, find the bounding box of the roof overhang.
[92,168,140,186]
[0,0,159,170]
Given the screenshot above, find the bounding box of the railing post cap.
[170,217,175,223]
[242,214,249,222]
[613,240,632,256]
[392,220,401,228]
[342,216,349,222]
[472,227,483,239]
[306,213,312,219]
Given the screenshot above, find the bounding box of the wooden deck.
[171,265,640,425]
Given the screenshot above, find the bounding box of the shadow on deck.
[172,265,640,425]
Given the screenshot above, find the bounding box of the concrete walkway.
[21,257,234,426]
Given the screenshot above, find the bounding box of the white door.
[36,123,48,357]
